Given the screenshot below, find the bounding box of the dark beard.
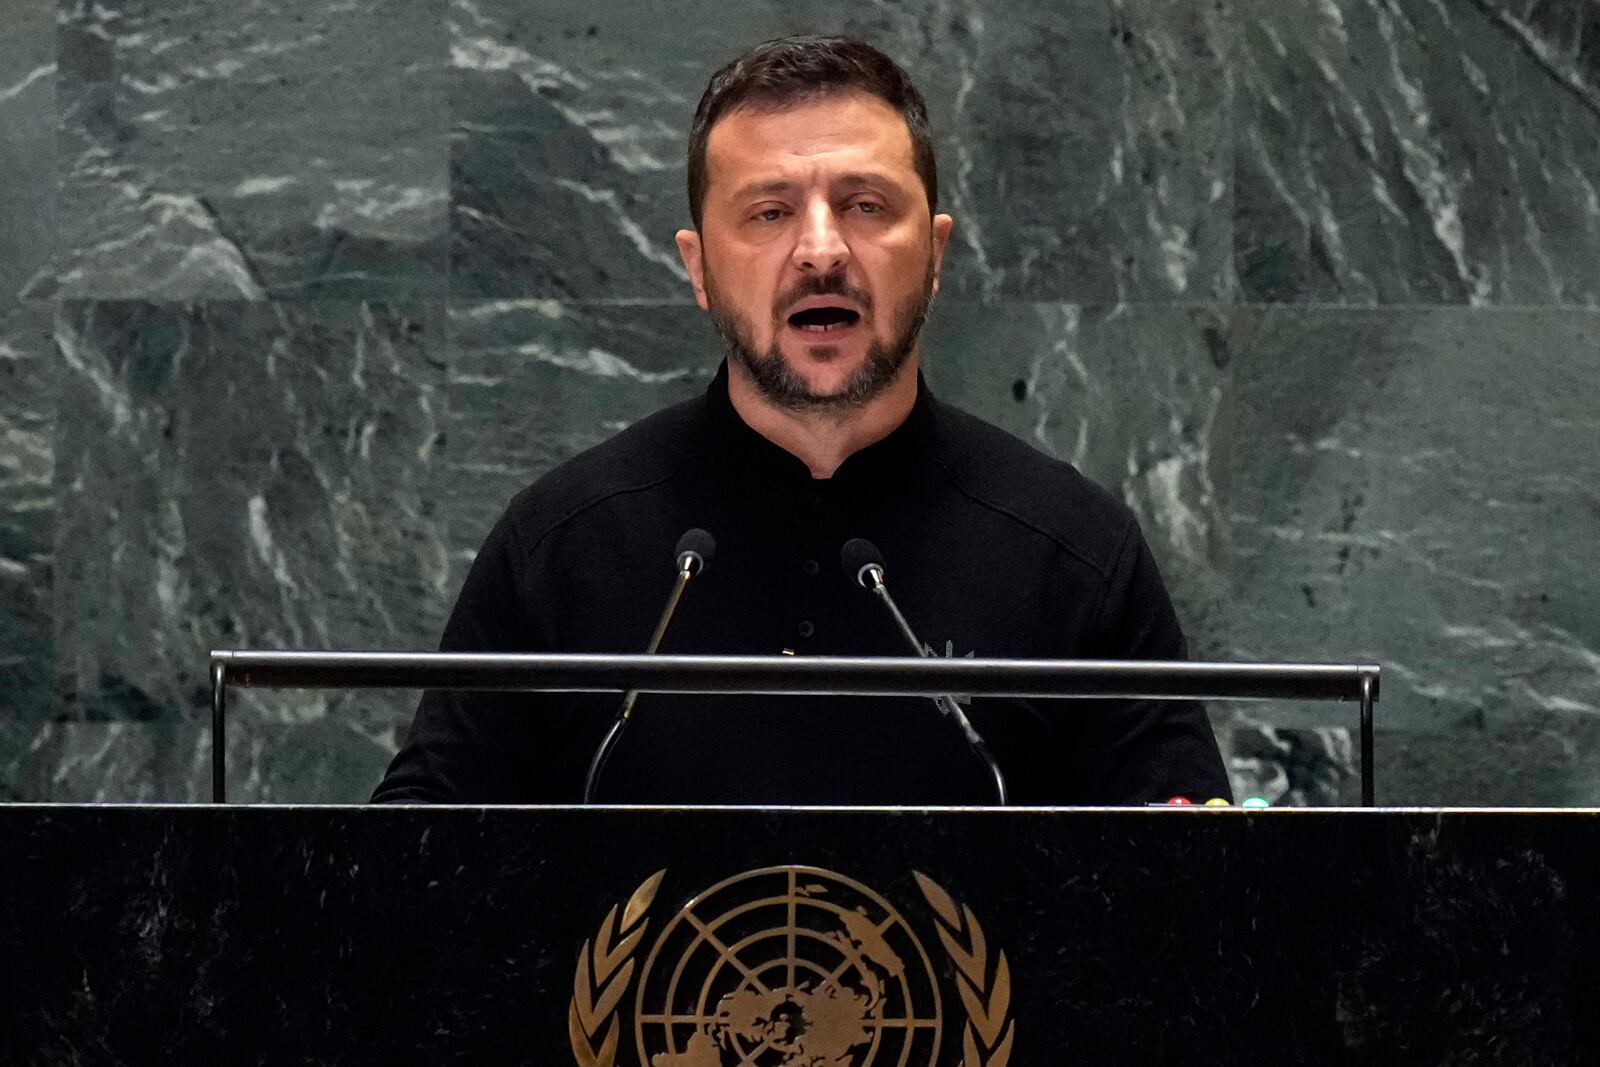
[704,261,935,412]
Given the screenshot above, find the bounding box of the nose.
[791,199,849,275]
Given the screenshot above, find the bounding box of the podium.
[2,804,1597,1063]
[13,653,1590,1061]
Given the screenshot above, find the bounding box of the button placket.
[788,484,829,648]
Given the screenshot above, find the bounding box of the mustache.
[774,274,874,317]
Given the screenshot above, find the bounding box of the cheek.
[744,274,788,325]
[727,276,777,324]
[872,244,934,299]
[711,249,783,308]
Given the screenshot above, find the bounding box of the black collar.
[701,360,936,490]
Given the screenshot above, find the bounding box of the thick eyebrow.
[730,178,802,201]
[833,171,907,194]
[729,171,910,202]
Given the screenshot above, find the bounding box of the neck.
[726,356,921,479]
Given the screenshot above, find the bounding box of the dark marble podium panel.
[1,805,1596,1065]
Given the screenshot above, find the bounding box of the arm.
[370,512,546,804]
[1059,520,1232,805]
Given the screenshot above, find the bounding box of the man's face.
[676,92,953,411]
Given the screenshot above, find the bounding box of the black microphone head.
[674,527,716,575]
[840,537,886,589]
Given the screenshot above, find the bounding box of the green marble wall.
[2,0,1597,803]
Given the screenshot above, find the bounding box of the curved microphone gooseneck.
[841,537,1009,805]
[581,528,716,804]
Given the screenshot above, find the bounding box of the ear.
[929,213,954,296]
[675,229,710,310]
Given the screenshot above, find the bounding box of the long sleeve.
[370,513,545,804]
[1057,519,1232,805]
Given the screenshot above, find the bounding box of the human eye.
[752,205,788,223]
[849,198,887,216]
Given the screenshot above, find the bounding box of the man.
[372,35,1229,805]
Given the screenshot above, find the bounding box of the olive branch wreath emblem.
[912,871,1015,1067]
[569,869,665,1067]
[567,868,1014,1067]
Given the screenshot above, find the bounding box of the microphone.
[582,528,716,803]
[841,538,1009,805]
[674,527,714,578]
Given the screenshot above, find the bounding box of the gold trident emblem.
[568,867,1014,1067]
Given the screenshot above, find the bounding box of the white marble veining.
[2,0,1598,804]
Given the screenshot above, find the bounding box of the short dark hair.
[686,35,939,229]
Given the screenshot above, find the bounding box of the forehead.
[704,91,918,194]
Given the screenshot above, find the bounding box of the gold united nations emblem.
[569,866,1014,1067]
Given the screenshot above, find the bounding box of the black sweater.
[372,364,1230,806]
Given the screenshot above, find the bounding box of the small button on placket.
[802,559,820,577]
[796,620,815,639]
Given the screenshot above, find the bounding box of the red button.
[1166,796,1192,805]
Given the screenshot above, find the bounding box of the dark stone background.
[1,0,1596,803]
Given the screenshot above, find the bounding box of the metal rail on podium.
[208,651,1381,806]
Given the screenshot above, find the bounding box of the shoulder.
[924,398,1138,578]
[495,391,713,552]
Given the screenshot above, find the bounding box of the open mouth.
[786,306,862,334]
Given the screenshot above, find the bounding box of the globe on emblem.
[635,866,943,1067]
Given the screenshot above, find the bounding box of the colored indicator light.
[1165,796,1192,805]
[1242,796,1270,809]
[1204,798,1231,807]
